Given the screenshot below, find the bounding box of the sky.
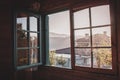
[17,5,111,37]
[48,5,110,36]
[48,10,70,35]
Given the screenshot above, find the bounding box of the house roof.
[56,47,71,54]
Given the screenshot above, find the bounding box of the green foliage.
[56,56,66,66]
[49,50,56,66]
[94,49,112,68]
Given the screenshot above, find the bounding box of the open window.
[14,10,42,70]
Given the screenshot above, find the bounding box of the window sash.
[72,4,117,74]
[14,10,42,70]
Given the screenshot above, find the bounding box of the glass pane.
[48,10,71,68]
[74,8,90,28]
[74,29,91,47]
[17,49,29,66]
[17,12,27,31]
[93,48,112,69]
[92,27,111,47]
[75,48,91,67]
[30,17,37,31]
[17,31,29,47]
[30,48,38,64]
[91,5,110,26]
[30,33,38,47]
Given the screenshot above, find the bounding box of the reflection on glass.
[92,27,111,47]
[30,17,37,31]
[74,29,91,47]
[17,31,28,47]
[74,8,90,28]
[48,10,71,68]
[75,48,91,67]
[17,49,29,66]
[30,48,38,64]
[30,33,38,47]
[93,48,112,69]
[17,18,27,30]
[91,5,110,26]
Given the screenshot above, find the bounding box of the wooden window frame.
[71,3,117,74]
[44,1,117,75]
[13,10,43,70]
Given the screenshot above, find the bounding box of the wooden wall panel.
[41,0,109,13]
[33,67,118,80]
[116,0,120,79]
[0,5,13,80]
[0,2,33,80]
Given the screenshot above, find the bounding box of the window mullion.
[27,16,31,65]
[38,17,41,63]
[89,8,93,68]
[70,10,75,69]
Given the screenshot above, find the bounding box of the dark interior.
[0,0,120,80]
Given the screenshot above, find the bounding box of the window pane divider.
[89,8,93,68]
[92,24,111,28]
[74,27,90,30]
[29,47,40,48]
[17,47,29,49]
[74,24,111,30]
[74,47,111,48]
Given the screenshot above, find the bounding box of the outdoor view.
[16,5,112,69]
[48,5,112,69]
[48,10,71,68]
[74,5,112,69]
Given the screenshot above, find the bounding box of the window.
[13,3,116,74]
[73,5,112,69]
[46,10,71,68]
[45,4,116,73]
[14,11,42,70]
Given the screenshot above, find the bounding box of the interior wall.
[33,67,118,80]
[0,4,14,80]
[0,0,33,80]
[0,0,119,80]
[116,0,120,79]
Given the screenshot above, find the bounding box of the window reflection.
[17,29,28,47]
[16,12,40,68]
[17,49,29,66]
[30,33,38,47]
[17,17,27,31]
[30,48,38,64]
[30,17,38,31]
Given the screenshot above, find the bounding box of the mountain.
[49,32,70,50]
[49,32,69,38]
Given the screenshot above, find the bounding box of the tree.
[94,49,112,68]
[49,50,56,66]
